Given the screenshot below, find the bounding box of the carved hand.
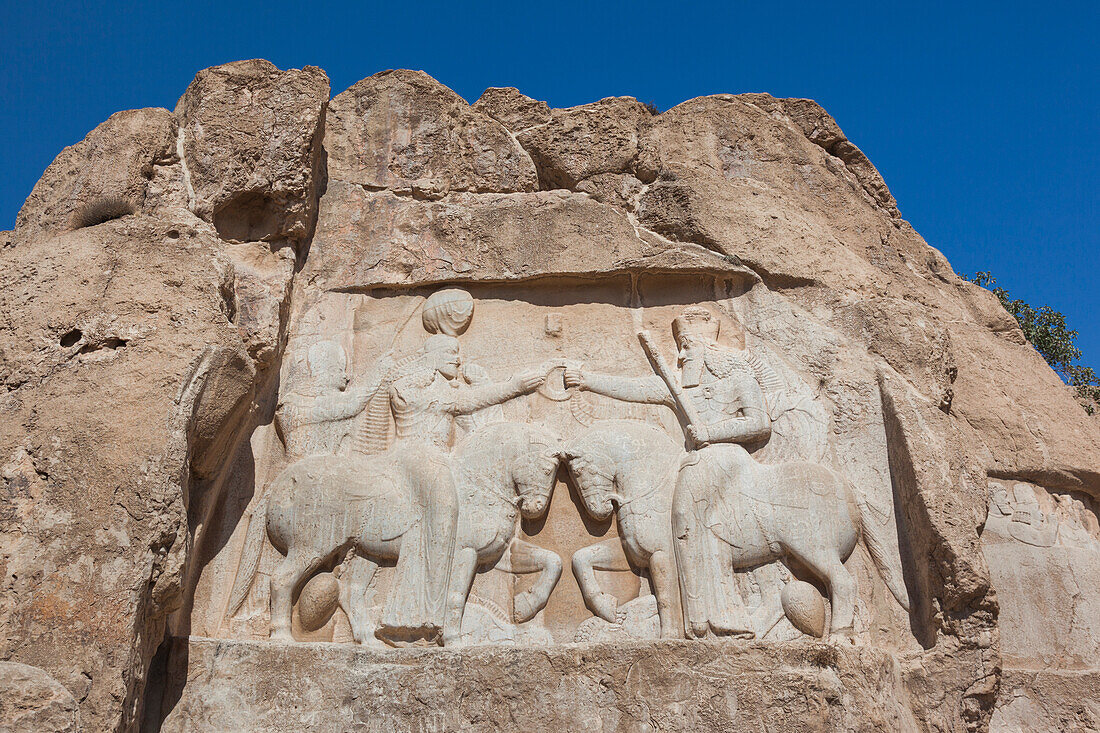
[515,369,546,393]
[563,367,587,390]
[686,424,710,447]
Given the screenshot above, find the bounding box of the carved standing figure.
[567,307,771,638]
[275,340,379,459]
[565,308,910,639]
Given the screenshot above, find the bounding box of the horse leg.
[648,548,683,639]
[442,546,479,647]
[672,487,712,639]
[789,544,858,639]
[337,553,379,645]
[571,538,630,623]
[270,547,326,641]
[506,538,564,623]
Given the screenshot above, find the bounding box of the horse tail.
[226,496,268,617]
[851,486,910,611]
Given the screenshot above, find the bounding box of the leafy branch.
[969,272,1099,414]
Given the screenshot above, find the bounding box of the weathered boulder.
[512,96,657,189]
[472,86,552,131]
[0,662,81,732]
[325,69,537,196]
[13,108,176,243]
[175,59,329,243]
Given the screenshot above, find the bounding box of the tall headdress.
[422,288,474,336]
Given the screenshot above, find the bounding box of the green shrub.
[969,271,1099,413]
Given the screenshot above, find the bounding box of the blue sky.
[2,1,1097,366]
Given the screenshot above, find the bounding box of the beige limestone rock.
[513,96,657,189]
[155,638,918,732]
[738,93,899,216]
[0,663,81,732]
[0,214,261,730]
[6,62,1100,733]
[325,69,537,196]
[472,86,552,131]
[990,669,1100,731]
[14,108,176,243]
[175,59,329,243]
[306,182,756,289]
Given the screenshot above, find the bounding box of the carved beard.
[680,346,704,388]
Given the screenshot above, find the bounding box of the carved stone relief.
[190,278,912,647]
[982,480,1100,668]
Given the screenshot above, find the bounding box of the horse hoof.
[591,593,618,622]
[513,592,539,623]
[270,629,294,642]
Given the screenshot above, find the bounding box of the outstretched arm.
[286,385,373,423]
[449,370,544,415]
[565,368,674,406]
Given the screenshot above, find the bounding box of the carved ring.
[537,359,581,402]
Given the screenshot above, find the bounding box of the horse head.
[507,427,565,520]
[560,440,619,522]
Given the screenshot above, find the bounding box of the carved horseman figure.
[376,334,545,644]
[275,340,377,459]
[565,306,773,638]
[345,288,548,644]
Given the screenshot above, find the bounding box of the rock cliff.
[2,61,1097,732]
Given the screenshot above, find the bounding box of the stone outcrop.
[325,69,538,196]
[13,108,177,243]
[174,59,329,244]
[3,62,1098,733]
[2,60,328,732]
[0,663,81,732]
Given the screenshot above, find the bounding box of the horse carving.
[228,421,564,647]
[563,420,910,639]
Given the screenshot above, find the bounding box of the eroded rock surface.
[3,63,1098,733]
[175,59,329,244]
[0,663,81,732]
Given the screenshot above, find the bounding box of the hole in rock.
[212,191,282,241]
[59,329,82,348]
[79,337,128,354]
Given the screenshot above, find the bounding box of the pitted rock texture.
[325,69,538,196]
[3,61,1099,733]
[13,108,177,244]
[175,59,330,243]
[155,638,918,732]
[0,663,81,732]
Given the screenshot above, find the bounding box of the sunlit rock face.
[3,62,1097,732]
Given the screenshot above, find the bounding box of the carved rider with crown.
[565,306,772,638]
[353,288,548,645]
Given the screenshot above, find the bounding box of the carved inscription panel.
[188,275,912,647]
